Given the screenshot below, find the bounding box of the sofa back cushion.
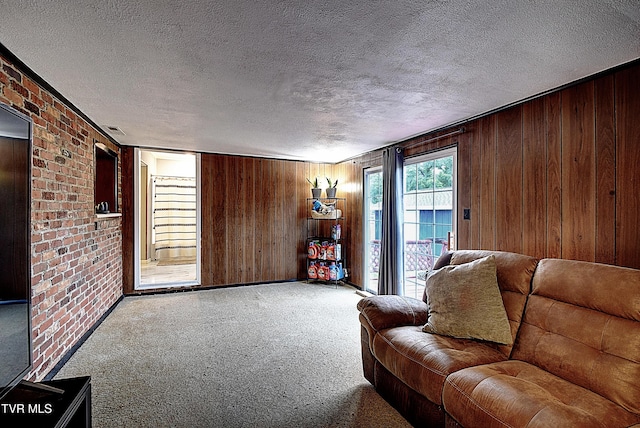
[426,250,539,357]
[512,259,640,414]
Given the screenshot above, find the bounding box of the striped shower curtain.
[152,176,197,261]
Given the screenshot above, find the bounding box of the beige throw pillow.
[422,255,513,345]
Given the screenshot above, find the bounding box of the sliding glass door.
[403,148,456,299]
[363,168,383,293]
[363,148,456,297]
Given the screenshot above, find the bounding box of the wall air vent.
[103,125,126,136]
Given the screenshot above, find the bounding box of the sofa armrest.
[357,295,428,332]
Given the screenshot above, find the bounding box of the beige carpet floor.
[55,282,411,427]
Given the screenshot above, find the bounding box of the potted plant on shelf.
[325,177,338,198]
[307,177,322,198]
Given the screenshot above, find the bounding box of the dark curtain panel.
[378,147,404,295]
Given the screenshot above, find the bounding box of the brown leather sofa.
[357,250,640,427]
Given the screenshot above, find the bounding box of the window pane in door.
[364,168,382,293]
[403,149,456,299]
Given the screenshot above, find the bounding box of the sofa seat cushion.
[443,360,640,428]
[372,325,507,405]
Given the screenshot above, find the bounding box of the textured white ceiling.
[0,1,638,162]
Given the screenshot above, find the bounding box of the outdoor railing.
[368,238,449,273]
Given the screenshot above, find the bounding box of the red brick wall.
[1,53,123,380]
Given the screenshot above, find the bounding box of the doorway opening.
[134,149,201,289]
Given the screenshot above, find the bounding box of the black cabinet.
[0,376,91,428]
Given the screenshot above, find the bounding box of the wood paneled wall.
[614,65,640,268]
[199,155,365,287]
[341,60,640,290]
[290,160,362,285]
[462,62,639,267]
[123,60,640,293]
[201,154,299,286]
[122,147,135,294]
[122,151,361,292]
